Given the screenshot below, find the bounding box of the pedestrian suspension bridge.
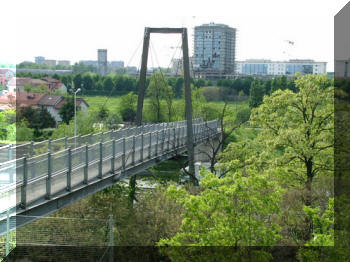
[0,118,220,235]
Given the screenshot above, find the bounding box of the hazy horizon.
[2,0,348,72]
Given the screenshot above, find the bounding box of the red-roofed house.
[16,92,45,108]
[0,92,16,111]
[7,77,67,94]
[42,77,67,94]
[38,95,89,123]
[7,77,49,92]
[37,95,65,122]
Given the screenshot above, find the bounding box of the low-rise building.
[235,59,327,76]
[57,60,71,66]
[0,69,15,87]
[43,60,57,67]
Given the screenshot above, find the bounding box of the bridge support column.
[135,27,195,182]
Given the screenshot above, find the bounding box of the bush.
[201,86,222,101]
[105,113,122,129]
[16,120,34,142]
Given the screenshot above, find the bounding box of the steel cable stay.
[101,36,143,109]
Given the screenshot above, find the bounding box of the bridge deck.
[0,119,220,235]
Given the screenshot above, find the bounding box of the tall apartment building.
[193,23,236,78]
[235,59,327,76]
[35,56,45,64]
[98,49,108,76]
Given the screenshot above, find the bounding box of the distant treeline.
[16,70,303,100]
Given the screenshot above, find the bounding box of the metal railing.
[0,119,205,163]
[0,119,219,220]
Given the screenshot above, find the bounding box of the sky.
[2,0,349,72]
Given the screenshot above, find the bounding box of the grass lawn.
[84,95,249,118]
[83,96,123,113]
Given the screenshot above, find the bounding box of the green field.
[83,95,249,117]
[83,96,123,113]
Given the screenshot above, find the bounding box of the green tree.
[174,77,184,98]
[103,76,114,92]
[97,105,109,121]
[147,72,167,122]
[82,73,94,92]
[158,169,282,247]
[249,79,266,108]
[250,74,334,241]
[59,98,75,124]
[73,74,82,91]
[163,85,175,122]
[270,76,288,94]
[304,198,334,246]
[38,107,56,128]
[119,92,137,122]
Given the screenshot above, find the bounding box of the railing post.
[46,151,52,199]
[167,128,170,151]
[155,131,159,156]
[161,129,165,153]
[5,208,10,256]
[90,134,93,145]
[30,141,34,157]
[111,140,116,173]
[84,144,89,184]
[48,139,52,152]
[140,133,144,162]
[132,136,135,165]
[122,137,126,170]
[177,127,180,148]
[67,147,72,191]
[98,142,103,178]
[148,132,152,159]
[101,132,104,143]
[173,127,176,150]
[21,155,27,209]
[65,137,68,149]
[8,145,12,161]
[78,135,81,147]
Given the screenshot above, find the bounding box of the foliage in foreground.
[158,169,282,247]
